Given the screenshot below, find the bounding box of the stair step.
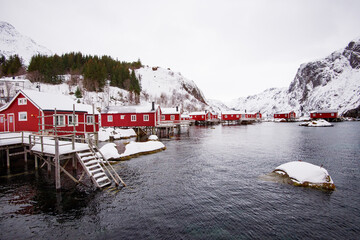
[82,156,96,161]
[78,152,92,157]
[89,168,102,175]
[99,181,111,188]
[84,160,99,166]
[93,172,106,179]
[87,164,101,171]
[96,176,110,183]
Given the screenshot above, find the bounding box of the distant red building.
[222,111,262,121]
[101,103,161,128]
[274,111,296,120]
[310,110,338,120]
[0,89,99,134]
[161,107,181,124]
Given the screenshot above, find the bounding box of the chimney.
[152,102,155,111]
[176,106,179,112]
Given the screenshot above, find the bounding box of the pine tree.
[75,87,82,98]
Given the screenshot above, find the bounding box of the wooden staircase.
[76,141,126,189]
[76,150,111,188]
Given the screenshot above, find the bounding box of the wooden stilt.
[55,137,61,190]
[24,146,27,163]
[6,147,10,168]
[47,156,51,173]
[35,155,38,169]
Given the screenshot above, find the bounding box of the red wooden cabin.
[221,111,244,121]
[310,110,338,119]
[274,111,296,120]
[161,107,181,123]
[0,89,99,134]
[189,111,211,121]
[101,103,161,128]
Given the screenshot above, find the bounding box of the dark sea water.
[0,122,359,239]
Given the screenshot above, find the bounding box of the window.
[161,115,165,120]
[9,116,13,123]
[331,113,334,117]
[87,115,94,124]
[0,116,3,123]
[144,115,149,121]
[107,115,113,122]
[131,115,136,122]
[120,115,125,120]
[54,115,65,126]
[18,112,27,121]
[18,98,27,105]
[68,114,78,126]
[170,115,175,121]
[236,115,239,118]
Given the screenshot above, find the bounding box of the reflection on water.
[0,122,360,239]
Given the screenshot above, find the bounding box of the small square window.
[161,115,165,121]
[68,114,78,126]
[131,115,136,122]
[170,115,175,120]
[120,115,125,120]
[107,115,113,122]
[18,98,27,105]
[87,115,94,124]
[144,115,149,121]
[19,112,27,121]
[54,115,65,126]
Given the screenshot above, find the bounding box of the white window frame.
[18,112,27,121]
[54,115,66,127]
[107,115,113,122]
[0,115,3,123]
[86,115,94,124]
[18,98,27,105]
[131,115,136,122]
[170,115,175,121]
[144,115,149,121]
[67,114,78,126]
[161,115,165,121]
[120,115,125,120]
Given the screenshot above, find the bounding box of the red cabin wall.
[222,114,241,121]
[101,112,157,127]
[162,113,180,122]
[0,93,39,132]
[311,112,337,119]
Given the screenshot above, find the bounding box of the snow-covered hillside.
[0,21,52,65]
[136,66,209,112]
[229,38,360,117]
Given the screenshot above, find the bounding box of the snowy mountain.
[0,21,52,65]
[136,66,210,112]
[229,38,360,117]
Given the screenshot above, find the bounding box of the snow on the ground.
[274,161,335,189]
[98,127,136,141]
[301,119,333,127]
[99,143,120,160]
[99,140,165,160]
[148,135,159,141]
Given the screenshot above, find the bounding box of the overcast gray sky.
[1,0,360,101]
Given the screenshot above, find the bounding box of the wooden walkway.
[0,132,125,190]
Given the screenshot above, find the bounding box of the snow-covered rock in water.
[119,141,165,160]
[99,143,120,160]
[148,135,159,141]
[301,119,333,127]
[0,21,52,65]
[273,161,335,190]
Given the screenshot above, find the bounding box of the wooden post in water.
[34,155,38,169]
[47,156,51,174]
[6,146,10,168]
[24,146,27,163]
[54,137,61,190]
[72,104,76,150]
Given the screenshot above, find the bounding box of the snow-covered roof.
[0,89,96,114]
[0,77,30,83]
[189,111,212,116]
[274,111,295,114]
[161,107,180,115]
[221,111,246,115]
[102,103,159,114]
[310,110,338,113]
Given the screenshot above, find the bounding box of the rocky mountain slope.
[229,38,360,117]
[0,21,52,65]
